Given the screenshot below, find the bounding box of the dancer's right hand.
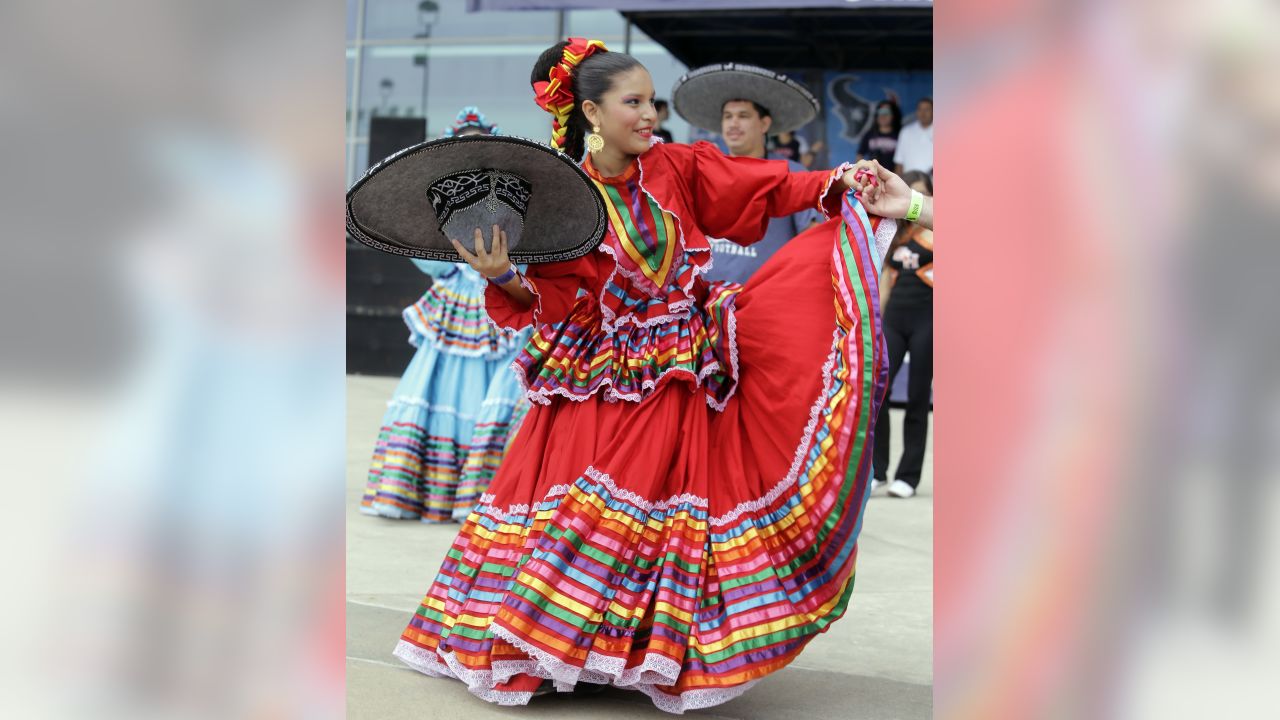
[450,224,512,279]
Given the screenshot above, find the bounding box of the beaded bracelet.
[489,264,519,285]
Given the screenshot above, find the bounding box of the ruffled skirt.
[393,194,888,710]
[361,273,531,523]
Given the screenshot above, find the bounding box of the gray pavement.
[347,374,933,719]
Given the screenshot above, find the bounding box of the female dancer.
[360,107,533,522]
[393,40,894,711]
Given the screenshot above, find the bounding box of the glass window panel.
[363,0,557,41]
[359,43,579,140]
[421,50,561,140]
[350,13,697,147]
[565,10,624,40]
[357,45,430,136]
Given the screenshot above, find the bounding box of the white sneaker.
[871,478,887,492]
[887,480,916,498]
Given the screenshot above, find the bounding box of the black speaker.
[347,115,432,376]
[368,116,427,169]
[346,247,436,376]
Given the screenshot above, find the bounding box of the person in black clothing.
[873,170,933,498]
[769,128,807,164]
[653,99,674,144]
[857,100,901,169]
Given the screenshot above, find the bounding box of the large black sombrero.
[346,135,607,264]
[672,63,820,135]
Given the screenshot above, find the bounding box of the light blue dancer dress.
[360,259,531,522]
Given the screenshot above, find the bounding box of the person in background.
[894,97,933,175]
[653,98,674,143]
[802,138,824,168]
[872,170,933,499]
[858,99,902,169]
[705,97,823,284]
[360,106,534,523]
[770,127,808,164]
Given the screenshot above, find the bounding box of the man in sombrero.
[672,63,824,284]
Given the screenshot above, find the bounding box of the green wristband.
[905,190,925,222]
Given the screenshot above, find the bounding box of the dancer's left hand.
[843,160,910,216]
[841,164,879,199]
[450,225,511,279]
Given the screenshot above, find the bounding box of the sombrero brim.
[346,135,607,264]
[672,63,819,135]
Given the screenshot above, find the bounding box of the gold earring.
[586,125,605,153]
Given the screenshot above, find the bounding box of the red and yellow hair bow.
[532,38,608,151]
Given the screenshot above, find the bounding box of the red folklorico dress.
[393,139,894,713]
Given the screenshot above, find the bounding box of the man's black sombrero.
[346,134,607,264]
[672,63,820,135]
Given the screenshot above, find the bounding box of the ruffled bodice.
[514,155,739,409]
[484,140,858,410]
[585,158,711,329]
[516,277,740,409]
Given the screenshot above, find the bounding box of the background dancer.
[360,107,534,523]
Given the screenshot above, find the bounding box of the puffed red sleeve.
[683,141,854,245]
[484,251,601,329]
